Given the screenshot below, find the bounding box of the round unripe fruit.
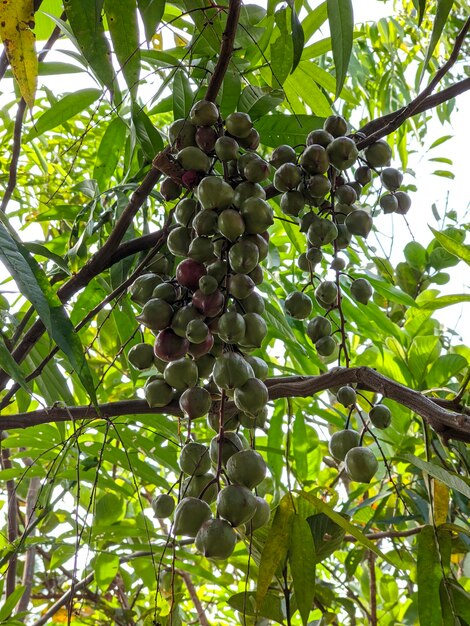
[315,335,336,356]
[307,174,331,198]
[198,176,234,210]
[225,111,253,138]
[244,157,270,183]
[154,328,189,361]
[285,291,312,320]
[186,319,210,344]
[300,144,329,175]
[307,129,334,147]
[136,297,174,332]
[212,352,254,390]
[179,386,212,419]
[369,403,392,429]
[315,281,338,306]
[240,198,274,235]
[306,247,323,264]
[167,226,191,257]
[177,146,211,172]
[327,136,359,170]
[394,191,412,214]
[337,385,357,407]
[164,358,198,390]
[209,432,244,466]
[234,378,268,416]
[244,355,268,381]
[226,449,267,489]
[128,343,154,370]
[233,181,266,208]
[218,311,246,344]
[344,447,379,483]
[179,442,211,476]
[246,496,271,531]
[218,209,245,242]
[239,291,265,315]
[280,190,304,216]
[239,127,260,151]
[336,184,357,205]
[345,210,373,238]
[152,282,178,303]
[307,217,338,247]
[215,135,239,161]
[240,312,267,349]
[152,493,175,518]
[229,273,255,299]
[331,256,346,271]
[190,99,218,126]
[380,193,398,214]
[271,144,296,167]
[217,484,257,526]
[195,518,237,560]
[364,140,392,167]
[273,163,302,192]
[199,274,219,295]
[229,239,260,274]
[328,429,360,461]
[144,378,174,408]
[323,115,348,137]
[173,497,212,536]
[355,165,372,185]
[130,273,162,306]
[193,210,218,236]
[160,177,182,201]
[307,317,332,342]
[380,167,403,191]
[206,409,239,432]
[350,278,373,304]
[171,305,204,338]
[168,118,196,150]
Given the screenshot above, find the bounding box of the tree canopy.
[0,1,469,625]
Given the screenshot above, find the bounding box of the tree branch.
[176,569,211,626]
[1,367,469,442]
[343,525,424,542]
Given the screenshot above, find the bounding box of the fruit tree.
[0,0,469,624]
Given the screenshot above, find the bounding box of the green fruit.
[229,239,260,274]
[243,234,269,261]
[130,273,162,306]
[306,247,323,264]
[144,378,174,408]
[173,497,212,536]
[160,177,182,201]
[335,184,357,205]
[179,442,211,476]
[226,449,267,489]
[240,312,267,348]
[179,386,212,419]
[345,209,373,237]
[182,473,217,503]
[369,403,392,429]
[172,305,204,338]
[331,256,346,271]
[238,406,267,430]
[244,356,268,381]
[344,447,378,483]
[273,163,302,192]
[285,291,312,320]
[328,429,360,461]
[240,198,274,235]
[217,484,257,526]
[215,136,239,161]
[394,191,411,214]
[177,146,211,172]
[212,352,254,390]
[238,291,265,315]
[218,311,246,344]
[146,252,172,276]
[270,144,297,168]
[229,273,255,299]
[380,167,403,191]
[195,518,237,559]
[335,223,352,249]
[188,237,215,263]
[337,385,357,407]
[197,176,234,210]
[195,353,216,379]
[190,99,219,126]
[163,358,198,390]
[233,181,266,208]
[210,432,244,466]
[355,165,372,185]
[323,114,348,137]
[351,278,373,304]
[193,209,219,236]
[307,129,334,147]
[175,198,197,227]
[380,193,398,213]
[128,343,154,370]
[315,281,338,306]
[167,226,191,257]
[307,174,331,198]
[225,111,253,138]
[152,282,178,303]
[246,496,271,531]
[315,335,336,356]
[206,409,239,432]
[234,378,268,416]
[186,319,210,344]
[199,274,219,295]
[168,118,197,149]
[218,209,245,241]
[364,140,392,167]
[307,216,338,247]
[327,136,359,170]
[152,493,175,518]
[306,317,332,342]
[247,264,263,286]
[300,144,329,175]
[244,157,270,183]
[239,128,260,150]
[280,190,305,216]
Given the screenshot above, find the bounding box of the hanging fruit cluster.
[127,99,408,559]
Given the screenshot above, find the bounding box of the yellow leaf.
[0,0,37,108]
[432,479,449,525]
[174,33,188,47]
[152,32,163,50]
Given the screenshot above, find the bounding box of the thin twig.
[0,444,18,598]
[368,551,377,626]
[176,570,211,626]
[343,525,424,542]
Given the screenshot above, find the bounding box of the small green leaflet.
[0,336,31,394]
[327,0,354,98]
[137,0,165,44]
[420,0,455,81]
[290,5,305,74]
[430,226,470,266]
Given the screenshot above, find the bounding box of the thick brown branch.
[1,367,469,442]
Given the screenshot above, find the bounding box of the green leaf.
[132,104,164,160]
[419,293,470,310]
[180,0,223,54]
[429,134,453,149]
[417,525,442,626]
[284,70,331,116]
[404,455,470,499]
[257,494,295,610]
[327,0,354,98]
[137,0,165,43]
[94,553,120,591]
[95,492,127,525]
[360,272,417,307]
[267,399,285,487]
[256,114,324,148]
[238,85,284,121]
[430,227,470,266]
[290,6,305,74]
[228,591,289,625]
[23,242,70,274]
[0,223,97,405]
[93,116,128,189]
[104,0,140,97]
[0,336,31,394]
[172,69,193,120]
[306,513,346,563]
[270,33,293,87]
[219,70,241,119]
[404,241,427,270]
[0,586,26,621]
[408,335,440,385]
[421,0,454,79]
[26,88,101,139]
[289,515,316,625]
[426,354,467,388]
[302,1,328,40]
[63,0,117,94]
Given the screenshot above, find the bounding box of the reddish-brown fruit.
[154,328,189,361]
[188,332,215,358]
[176,259,207,291]
[181,170,201,188]
[192,289,225,318]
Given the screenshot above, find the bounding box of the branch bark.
[1,367,469,442]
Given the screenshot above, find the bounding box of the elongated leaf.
[0,337,30,394]
[132,104,164,160]
[290,6,305,74]
[0,585,26,621]
[418,525,442,626]
[289,515,316,625]
[306,513,345,563]
[360,272,417,307]
[180,0,222,54]
[408,335,440,385]
[415,0,427,26]
[298,491,398,567]
[426,354,467,388]
[255,114,323,147]
[257,494,295,610]
[404,455,470,499]
[0,0,37,108]
[64,0,117,93]
[421,0,454,78]
[172,69,193,120]
[0,223,97,405]
[228,591,289,624]
[327,0,353,97]
[302,1,328,40]
[94,553,119,590]
[26,88,101,139]
[104,0,140,97]
[93,116,127,189]
[137,0,165,44]
[430,227,470,266]
[23,242,70,274]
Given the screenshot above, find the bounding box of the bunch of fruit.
[126,99,408,557]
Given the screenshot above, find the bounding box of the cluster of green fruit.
[328,385,392,482]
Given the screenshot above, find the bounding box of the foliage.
[0,1,469,625]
